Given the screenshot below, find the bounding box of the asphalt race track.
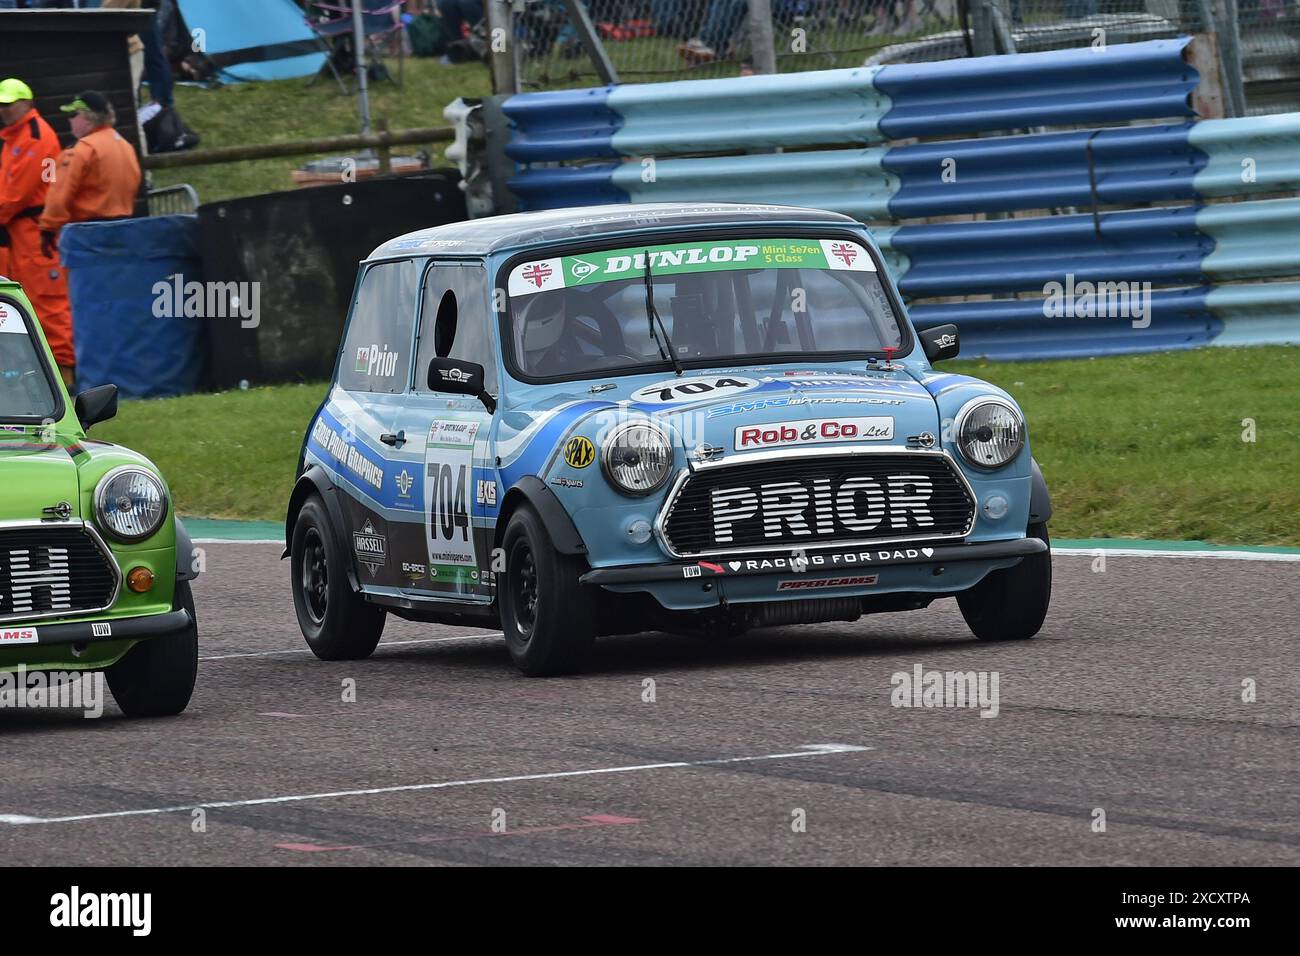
[2,542,1296,866]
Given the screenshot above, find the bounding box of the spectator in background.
[678,0,747,64]
[100,0,146,97]
[0,78,75,383]
[437,0,482,40]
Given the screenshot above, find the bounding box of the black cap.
[60,90,111,114]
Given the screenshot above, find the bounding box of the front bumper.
[11,608,193,647]
[580,536,1047,586]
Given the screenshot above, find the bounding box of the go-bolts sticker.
[564,436,596,468]
[632,375,759,405]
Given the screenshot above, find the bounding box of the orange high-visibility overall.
[0,108,74,369]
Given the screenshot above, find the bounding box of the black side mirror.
[919,324,960,363]
[74,383,118,430]
[427,357,496,414]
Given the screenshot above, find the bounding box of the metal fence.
[507,0,1300,113]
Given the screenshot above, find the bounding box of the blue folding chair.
[306,0,406,89]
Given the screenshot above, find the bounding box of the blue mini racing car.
[286,203,1052,675]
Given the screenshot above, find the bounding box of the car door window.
[339,259,421,394]
[416,262,497,394]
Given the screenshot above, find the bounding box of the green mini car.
[0,281,198,717]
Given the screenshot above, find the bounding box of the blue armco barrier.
[489,38,1300,359]
[873,39,1197,139]
[909,287,1219,360]
[60,216,206,398]
[880,197,1300,295]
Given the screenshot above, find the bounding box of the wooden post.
[376,117,392,174]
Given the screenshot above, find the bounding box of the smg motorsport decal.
[353,519,388,575]
[507,237,876,297]
[735,416,894,449]
[712,473,936,544]
[424,420,480,584]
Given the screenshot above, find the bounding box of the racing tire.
[105,579,199,718]
[957,521,1052,642]
[499,503,596,676]
[291,495,385,660]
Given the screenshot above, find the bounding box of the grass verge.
[94,346,1300,544]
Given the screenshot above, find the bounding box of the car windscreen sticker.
[509,239,876,297]
[425,420,481,584]
[507,257,564,297]
[0,302,28,334]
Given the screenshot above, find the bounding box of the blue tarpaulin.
[60,216,205,398]
[177,0,327,83]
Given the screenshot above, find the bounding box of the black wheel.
[106,579,199,718]
[291,496,385,660]
[498,503,595,676]
[957,521,1052,642]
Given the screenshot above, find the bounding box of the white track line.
[0,743,871,826]
[1052,547,1300,563]
[199,633,500,661]
[192,538,282,545]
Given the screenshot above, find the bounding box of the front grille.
[661,452,975,556]
[0,525,118,622]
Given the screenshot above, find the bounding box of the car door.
[324,257,422,592]
[393,260,499,603]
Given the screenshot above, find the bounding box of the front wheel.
[105,579,199,718]
[957,522,1052,642]
[498,504,596,676]
[291,496,385,660]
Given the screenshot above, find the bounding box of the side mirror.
[74,383,118,430]
[919,324,960,363]
[427,357,496,414]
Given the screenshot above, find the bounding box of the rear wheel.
[957,522,1052,642]
[499,504,595,676]
[106,579,199,718]
[291,496,385,660]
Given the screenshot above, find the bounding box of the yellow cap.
[0,78,34,105]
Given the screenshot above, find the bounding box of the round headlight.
[95,466,168,542]
[955,398,1025,470]
[601,422,673,496]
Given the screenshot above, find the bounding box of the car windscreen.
[0,299,59,422]
[505,237,905,381]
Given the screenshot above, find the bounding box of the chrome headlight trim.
[94,465,170,543]
[953,396,1025,471]
[600,420,674,497]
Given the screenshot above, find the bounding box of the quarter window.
[338,259,420,394]
[417,263,496,394]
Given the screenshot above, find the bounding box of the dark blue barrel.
[59,215,205,397]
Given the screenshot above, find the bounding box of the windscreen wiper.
[644,253,684,376]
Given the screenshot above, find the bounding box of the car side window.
[338,259,420,394]
[416,262,497,394]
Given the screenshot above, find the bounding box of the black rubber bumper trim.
[579,538,1048,586]
[27,609,193,647]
